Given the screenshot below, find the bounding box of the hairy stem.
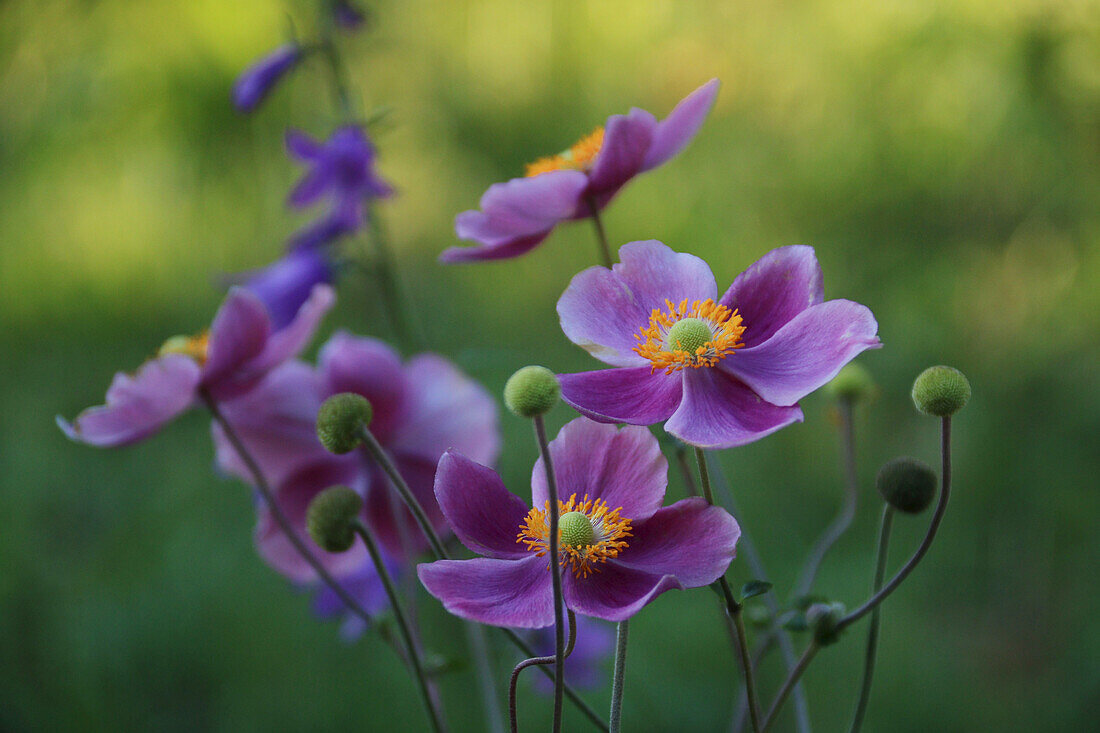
[533,415,566,733]
[849,506,894,733]
[508,611,577,733]
[609,620,629,733]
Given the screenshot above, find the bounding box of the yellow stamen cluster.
[517,493,632,578]
[633,299,746,374]
[157,331,210,365]
[524,127,605,177]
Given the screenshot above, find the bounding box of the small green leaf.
[740,580,773,601]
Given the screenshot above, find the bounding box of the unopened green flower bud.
[306,486,363,552]
[877,457,937,514]
[316,392,372,454]
[912,365,970,417]
[559,511,596,548]
[807,601,846,646]
[825,363,875,403]
[503,366,560,418]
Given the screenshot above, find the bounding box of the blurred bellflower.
[57,285,334,447]
[233,44,303,113]
[556,242,880,448]
[441,79,719,263]
[418,418,740,625]
[235,248,337,330]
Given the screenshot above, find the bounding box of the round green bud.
[876,456,938,514]
[306,486,363,553]
[559,511,596,548]
[316,393,372,454]
[911,365,971,417]
[825,362,875,403]
[503,366,560,418]
[807,601,846,646]
[663,318,712,354]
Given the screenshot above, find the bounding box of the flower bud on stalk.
[825,362,876,403]
[877,457,938,514]
[306,486,363,552]
[912,365,971,417]
[316,393,373,454]
[503,366,560,418]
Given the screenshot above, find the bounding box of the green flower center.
[559,510,596,548]
[663,317,712,354]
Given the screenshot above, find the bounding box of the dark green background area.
[3,1,1098,730]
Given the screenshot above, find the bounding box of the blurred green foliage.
[3,0,1099,730]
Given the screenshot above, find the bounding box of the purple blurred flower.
[529,615,614,694]
[441,79,719,263]
[236,248,336,330]
[556,241,881,449]
[233,44,302,112]
[332,0,367,29]
[211,332,500,576]
[57,285,334,447]
[418,418,740,626]
[285,200,363,252]
[313,556,401,640]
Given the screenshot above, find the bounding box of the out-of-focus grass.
[2,0,1099,730]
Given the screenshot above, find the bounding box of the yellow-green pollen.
[157,331,210,365]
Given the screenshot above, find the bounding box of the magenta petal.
[559,367,682,426]
[389,355,500,466]
[202,288,270,391]
[718,246,824,348]
[245,284,335,379]
[665,368,803,449]
[642,79,720,171]
[255,460,367,583]
[586,108,655,194]
[439,229,553,263]
[563,563,681,622]
[531,419,667,522]
[435,452,530,559]
[418,555,554,628]
[614,498,739,587]
[721,300,881,406]
[318,331,408,444]
[452,170,588,247]
[557,266,651,367]
[614,240,718,313]
[57,355,201,447]
[211,361,329,488]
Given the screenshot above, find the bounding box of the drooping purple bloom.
[556,241,881,449]
[233,44,302,112]
[57,285,334,447]
[211,332,500,572]
[418,418,740,626]
[441,79,719,263]
[285,199,363,252]
[234,248,336,330]
[528,615,614,694]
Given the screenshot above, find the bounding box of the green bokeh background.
[3,0,1099,730]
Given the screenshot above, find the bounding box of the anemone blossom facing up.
[441,79,720,263]
[418,418,740,625]
[555,241,881,449]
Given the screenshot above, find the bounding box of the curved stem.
[533,415,566,733]
[585,197,614,268]
[508,611,577,733]
[794,398,859,597]
[202,391,378,629]
[761,642,819,733]
[356,427,448,560]
[836,416,953,633]
[694,448,760,733]
[608,620,629,733]
[850,506,894,733]
[501,628,607,731]
[353,520,446,733]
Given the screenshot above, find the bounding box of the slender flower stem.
[608,620,629,733]
[585,197,614,268]
[850,506,895,733]
[793,398,859,597]
[202,391,378,628]
[694,448,761,733]
[508,611,577,733]
[533,415,566,733]
[761,642,819,733]
[836,416,953,633]
[502,628,608,731]
[356,427,448,560]
[366,212,425,354]
[352,520,446,733]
